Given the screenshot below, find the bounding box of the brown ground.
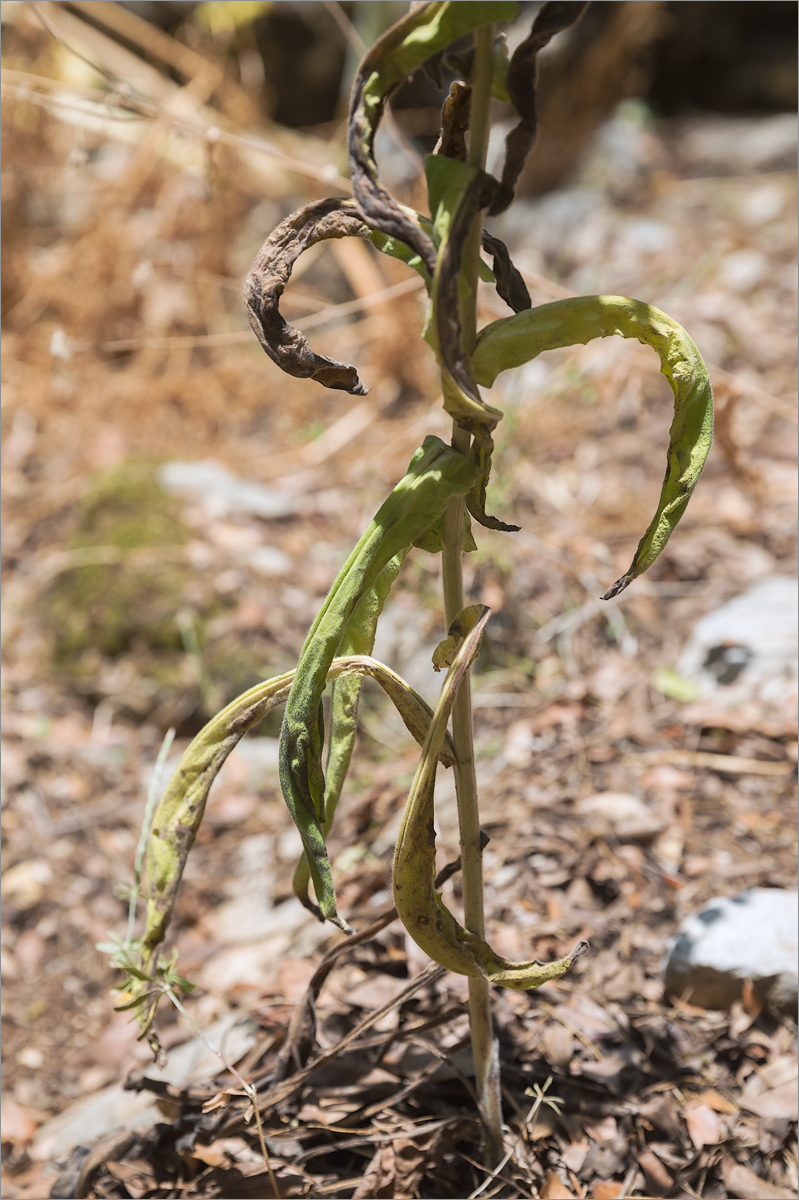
[1,4,797,1199]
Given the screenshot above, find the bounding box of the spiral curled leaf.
[244,198,435,394]
[244,198,372,394]
[472,295,714,595]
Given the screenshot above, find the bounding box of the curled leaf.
[394,605,588,988]
[292,552,405,915]
[489,1,589,216]
[244,198,371,394]
[472,295,714,595]
[280,436,479,929]
[136,653,457,1036]
[348,0,518,272]
[480,232,531,314]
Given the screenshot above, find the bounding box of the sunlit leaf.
[281,435,479,928]
[472,295,714,595]
[394,604,588,988]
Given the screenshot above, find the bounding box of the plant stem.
[440,22,504,1163]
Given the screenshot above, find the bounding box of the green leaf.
[393,604,588,988]
[292,551,406,915]
[472,295,713,595]
[280,435,480,928]
[423,154,517,532]
[135,649,459,1038]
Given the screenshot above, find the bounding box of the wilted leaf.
[244,198,372,394]
[473,295,713,596]
[488,1,589,215]
[393,603,587,986]
[348,1,518,272]
[280,437,479,928]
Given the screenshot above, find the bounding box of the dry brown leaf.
[698,1088,739,1115]
[352,1144,397,1200]
[590,1181,624,1199]
[0,1098,41,1144]
[542,1022,575,1068]
[684,1101,721,1148]
[637,1148,673,1193]
[739,1080,799,1121]
[540,1167,577,1198]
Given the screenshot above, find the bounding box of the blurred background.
[1,3,797,1197]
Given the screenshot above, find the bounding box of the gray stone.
[159,460,296,520]
[677,575,798,711]
[664,888,798,1015]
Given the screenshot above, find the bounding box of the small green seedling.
[116,1,712,1154]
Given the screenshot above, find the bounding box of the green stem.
[440,21,504,1164]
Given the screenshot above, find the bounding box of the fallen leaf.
[721,1159,797,1200]
[698,1088,739,1115]
[540,1168,576,1198]
[684,1101,721,1147]
[637,1148,673,1193]
[590,1182,624,1199]
[0,1098,41,1144]
[739,1080,799,1121]
[542,1022,575,1068]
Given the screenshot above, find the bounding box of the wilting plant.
[120,0,712,1157]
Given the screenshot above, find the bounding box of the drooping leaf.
[136,652,458,1035]
[348,0,519,272]
[292,552,406,916]
[488,1,589,216]
[472,295,714,595]
[393,604,588,988]
[280,436,480,928]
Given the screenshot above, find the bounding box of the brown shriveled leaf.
[481,232,532,313]
[348,1,517,273]
[540,1168,577,1198]
[435,79,471,161]
[244,198,370,395]
[489,1,589,216]
[352,1143,399,1200]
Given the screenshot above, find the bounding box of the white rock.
[677,576,798,711]
[664,888,798,1015]
[159,460,295,520]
